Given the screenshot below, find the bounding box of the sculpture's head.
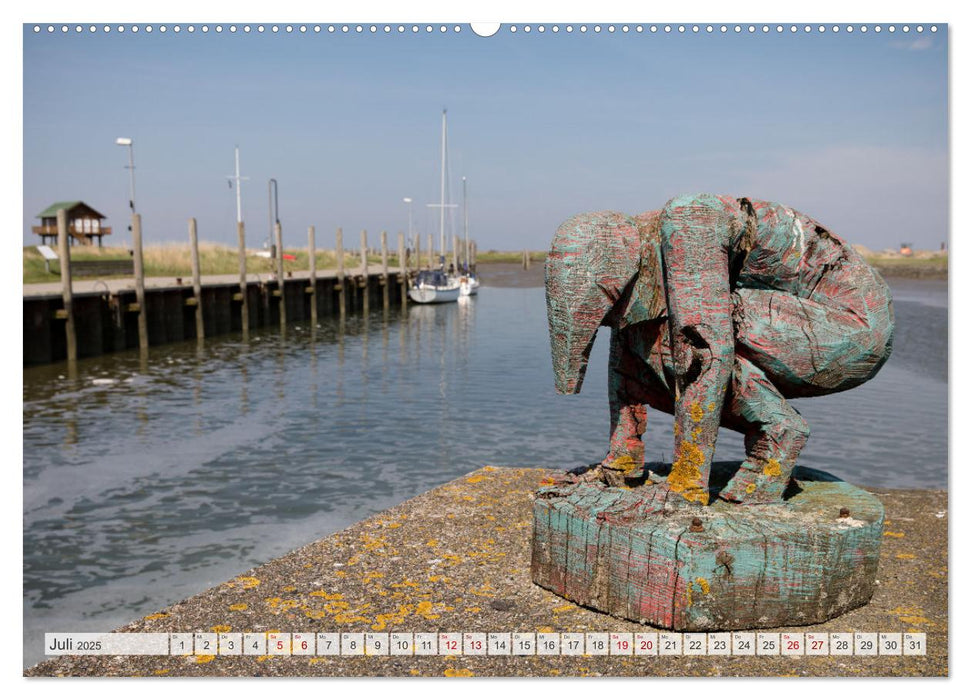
[545,211,642,394]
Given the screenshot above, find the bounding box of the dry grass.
[22,243,387,284]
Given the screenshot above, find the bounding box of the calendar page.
[19,0,951,684]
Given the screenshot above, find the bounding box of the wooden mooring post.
[307,225,318,326]
[188,218,205,340]
[380,230,390,313]
[275,221,286,329]
[132,213,148,350]
[452,234,459,272]
[398,231,408,310]
[237,221,249,334]
[415,234,421,270]
[360,230,369,315]
[336,227,346,320]
[522,249,531,271]
[56,209,77,362]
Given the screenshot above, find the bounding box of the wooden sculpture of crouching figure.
[545,193,894,504]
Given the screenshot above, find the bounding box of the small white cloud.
[892,37,934,51]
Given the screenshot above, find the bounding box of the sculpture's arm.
[658,194,736,505]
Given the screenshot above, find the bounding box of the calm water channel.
[22,277,947,666]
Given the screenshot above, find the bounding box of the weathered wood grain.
[531,464,884,631]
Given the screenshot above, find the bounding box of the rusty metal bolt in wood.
[839,507,850,518]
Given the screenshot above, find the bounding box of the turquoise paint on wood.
[531,464,884,631]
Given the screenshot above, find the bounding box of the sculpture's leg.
[720,281,892,504]
[719,354,810,503]
[605,330,648,477]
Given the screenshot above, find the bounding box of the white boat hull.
[409,285,462,304]
[459,277,480,296]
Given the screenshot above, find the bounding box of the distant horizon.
[23,23,948,253]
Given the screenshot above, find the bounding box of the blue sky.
[23,23,948,252]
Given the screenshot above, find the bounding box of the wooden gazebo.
[34,201,112,246]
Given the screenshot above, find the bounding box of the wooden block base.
[530,463,884,631]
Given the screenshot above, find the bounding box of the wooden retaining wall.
[23,271,406,366]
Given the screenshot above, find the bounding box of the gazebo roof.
[36,201,107,219]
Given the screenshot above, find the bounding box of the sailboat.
[409,109,462,304]
[459,176,479,297]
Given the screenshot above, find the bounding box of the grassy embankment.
[22,244,552,284]
[863,253,949,279]
[22,244,945,284]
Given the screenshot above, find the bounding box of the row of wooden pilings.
[48,208,477,363]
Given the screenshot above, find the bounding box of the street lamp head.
[403,197,413,204]
[115,137,132,146]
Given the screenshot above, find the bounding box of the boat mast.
[463,176,470,272]
[426,109,457,270]
[439,109,447,267]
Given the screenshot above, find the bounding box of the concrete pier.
[25,467,947,677]
[23,266,407,366]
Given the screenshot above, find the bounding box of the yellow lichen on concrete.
[415,601,440,620]
[228,603,248,611]
[884,531,905,538]
[390,579,419,588]
[444,668,474,677]
[194,655,215,664]
[211,625,231,633]
[763,459,782,477]
[900,615,931,625]
[233,576,261,589]
[333,612,371,624]
[371,604,413,631]
[144,613,169,620]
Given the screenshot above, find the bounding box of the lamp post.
[268,178,279,257]
[115,137,136,214]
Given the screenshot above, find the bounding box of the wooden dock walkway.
[23,266,399,300]
[24,265,411,366]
